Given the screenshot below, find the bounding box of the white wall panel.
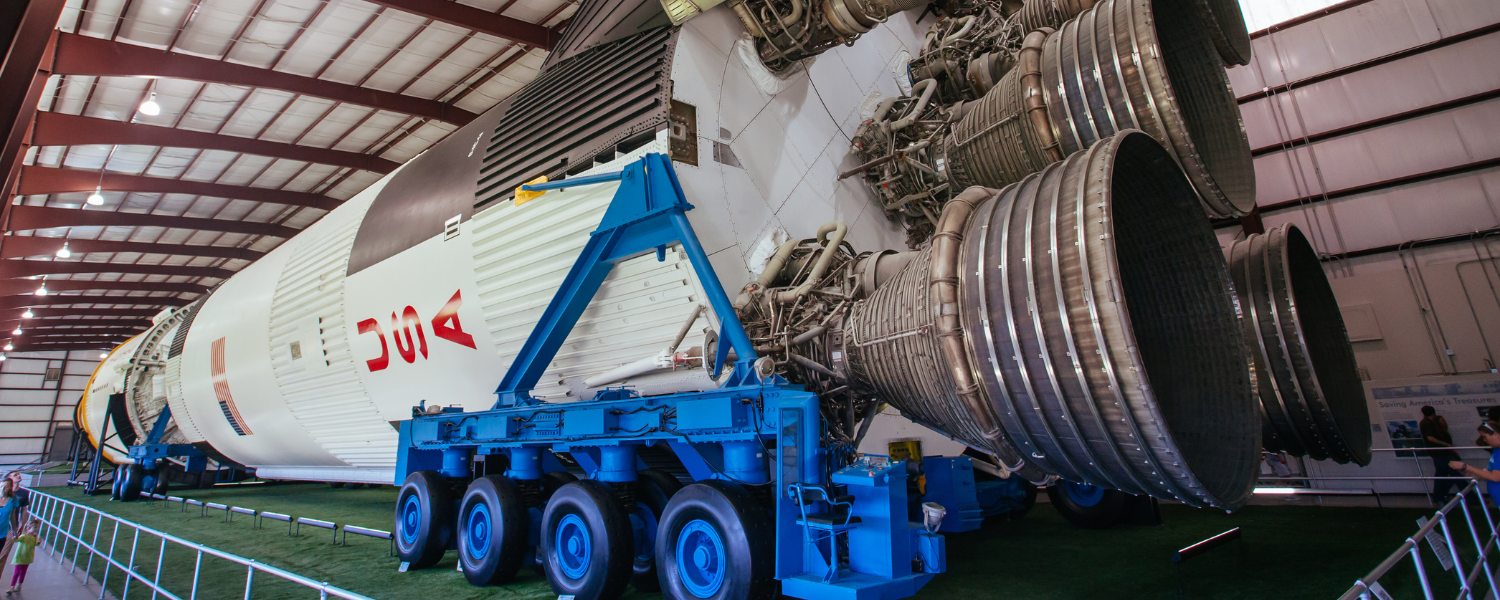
[1226,0,1487,95]
[1240,35,1500,150]
[0,374,45,389]
[1263,169,1500,255]
[1253,100,1500,203]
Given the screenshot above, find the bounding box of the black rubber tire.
[347,483,366,490]
[148,467,170,496]
[109,467,124,500]
[1007,479,1039,521]
[529,471,581,576]
[656,480,775,600]
[541,480,633,600]
[541,471,577,498]
[119,464,144,502]
[395,470,457,569]
[458,476,528,586]
[330,482,347,489]
[1046,483,1127,529]
[630,470,683,592]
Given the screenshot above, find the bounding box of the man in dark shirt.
[1421,406,1462,499]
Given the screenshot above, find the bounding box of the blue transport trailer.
[393,154,949,600]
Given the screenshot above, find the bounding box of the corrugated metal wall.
[0,351,98,472]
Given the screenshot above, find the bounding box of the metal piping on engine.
[930,187,1010,452]
[1017,28,1062,163]
[1016,0,1098,32]
[774,222,849,304]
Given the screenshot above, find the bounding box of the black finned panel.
[476,27,676,209]
[168,299,205,359]
[542,0,671,71]
[346,104,508,276]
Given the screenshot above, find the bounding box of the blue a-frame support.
[493,153,760,408]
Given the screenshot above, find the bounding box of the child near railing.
[5,519,38,594]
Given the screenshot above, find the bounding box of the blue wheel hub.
[676,519,726,598]
[555,513,591,579]
[400,495,422,544]
[631,503,659,562]
[467,502,492,559]
[1063,481,1106,507]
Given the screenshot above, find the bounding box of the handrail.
[1338,481,1499,600]
[29,489,376,600]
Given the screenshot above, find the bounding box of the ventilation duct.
[1228,225,1372,466]
[843,131,1258,510]
[946,0,1255,218]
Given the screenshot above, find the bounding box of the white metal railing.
[1339,481,1500,600]
[29,489,376,600]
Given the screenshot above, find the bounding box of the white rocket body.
[79,11,963,484]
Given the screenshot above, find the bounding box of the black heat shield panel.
[542,0,672,71]
[167,299,204,359]
[345,104,508,276]
[475,26,677,209]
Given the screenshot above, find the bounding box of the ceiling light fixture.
[0,353,7,361]
[21,309,32,318]
[56,241,71,258]
[87,186,105,206]
[10,328,19,336]
[35,278,46,296]
[99,352,108,359]
[139,80,160,116]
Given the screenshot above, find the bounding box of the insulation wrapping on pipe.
[1228,225,1372,466]
[848,131,1259,509]
[1015,0,1250,66]
[945,0,1255,219]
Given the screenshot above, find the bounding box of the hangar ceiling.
[0,0,575,353]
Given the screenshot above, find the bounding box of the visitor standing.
[4,520,37,594]
[1452,422,1500,504]
[1421,406,1462,500]
[0,482,15,578]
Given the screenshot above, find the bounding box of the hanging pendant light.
[21,308,32,318]
[87,186,105,206]
[56,241,71,258]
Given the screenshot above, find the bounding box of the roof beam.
[19,165,341,211]
[0,295,191,308]
[0,0,66,226]
[9,205,299,238]
[0,259,235,280]
[365,0,557,49]
[0,278,208,295]
[0,236,264,261]
[31,112,401,174]
[7,343,119,352]
[0,319,151,331]
[0,307,158,319]
[51,33,478,127]
[22,330,140,338]
[10,324,144,332]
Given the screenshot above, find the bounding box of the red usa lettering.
[357,290,477,372]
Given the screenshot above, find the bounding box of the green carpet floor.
[30,483,1485,599]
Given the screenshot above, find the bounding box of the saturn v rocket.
[78,0,1371,510]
